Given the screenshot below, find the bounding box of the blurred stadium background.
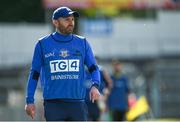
[0,0,180,121]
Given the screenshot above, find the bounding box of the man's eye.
[64,17,74,22]
[66,19,71,21]
[65,18,69,21]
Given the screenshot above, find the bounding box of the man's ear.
[52,20,58,27]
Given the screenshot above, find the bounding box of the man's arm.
[101,69,113,97]
[84,40,100,102]
[25,41,43,119]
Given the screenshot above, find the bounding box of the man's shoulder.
[38,34,51,42]
[73,34,86,40]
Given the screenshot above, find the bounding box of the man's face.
[113,62,122,73]
[54,15,75,35]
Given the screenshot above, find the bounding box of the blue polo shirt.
[108,74,130,110]
[26,32,100,104]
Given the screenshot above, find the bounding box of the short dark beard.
[57,26,73,35]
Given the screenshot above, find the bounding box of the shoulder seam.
[74,34,86,40]
[38,41,44,64]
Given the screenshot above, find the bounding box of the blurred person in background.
[85,56,113,121]
[24,6,101,121]
[107,59,131,121]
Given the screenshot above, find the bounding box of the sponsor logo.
[73,50,82,56]
[45,52,55,58]
[50,59,80,73]
[51,74,79,80]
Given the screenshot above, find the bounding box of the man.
[107,59,130,121]
[25,6,100,121]
[85,57,112,121]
